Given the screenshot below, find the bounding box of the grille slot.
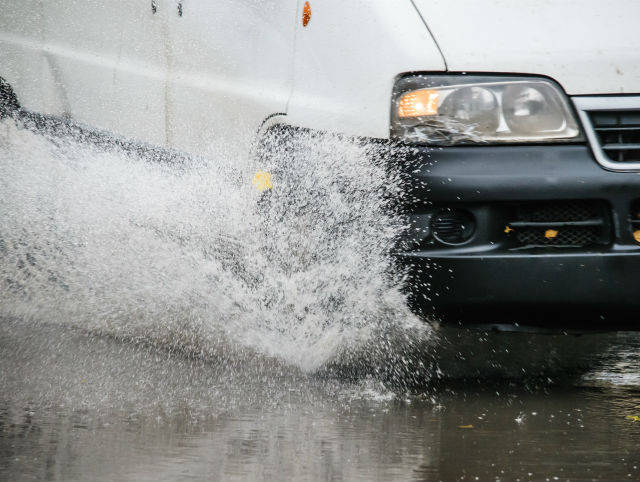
[590,111,640,163]
[574,96,640,171]
[506,200,610,249]
[515,225,601,248]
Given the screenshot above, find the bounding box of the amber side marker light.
[302,1,311,27]
[397,89,439,118]
[252,171,273,192]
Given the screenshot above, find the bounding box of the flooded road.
[1,320,640,482]
[1,119,640,481]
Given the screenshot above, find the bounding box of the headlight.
[391,75,583,145]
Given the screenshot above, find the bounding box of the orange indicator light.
[545,229,559,239]
[252,171,273,192]
[302,1,311,27]
[633,230,640,244]
[398,89,439,118]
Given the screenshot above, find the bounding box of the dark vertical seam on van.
[114,23,125,86]
[43,53,71,116]
[284,0,303,113]
[409,0,448,71]
[161,7,172,148]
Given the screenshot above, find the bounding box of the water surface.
[1,321,639,481]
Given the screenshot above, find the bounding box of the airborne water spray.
[0,118,434,382]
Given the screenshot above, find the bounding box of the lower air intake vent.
[631,200,640,244]
[431,209,475,245]
[516,225,601,247]
[506,200,611,249]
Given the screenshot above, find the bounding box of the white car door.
[164,0,299,159]
[41,0,168,146]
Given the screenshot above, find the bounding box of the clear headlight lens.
[391,75,583,145]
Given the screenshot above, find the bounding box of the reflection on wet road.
[1,320,639,481]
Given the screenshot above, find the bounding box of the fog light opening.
[431,209,476,246]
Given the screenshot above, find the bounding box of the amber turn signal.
[397,89,439,118]
[302,1,311,27]
[252,171,273,192]
[633,230,640,244]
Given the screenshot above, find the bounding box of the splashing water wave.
[0,118,433,377]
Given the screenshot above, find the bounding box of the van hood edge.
[413,0,640,95]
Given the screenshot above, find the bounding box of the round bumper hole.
[431,209,476,245]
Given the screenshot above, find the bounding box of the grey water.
[1,118,640,481]
[1,320,639,481]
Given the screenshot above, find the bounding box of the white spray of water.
[0,119,431,373]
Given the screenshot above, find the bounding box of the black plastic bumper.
[395,144,640,329]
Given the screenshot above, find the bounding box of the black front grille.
[507,200,611,249]
[590,111,640,163]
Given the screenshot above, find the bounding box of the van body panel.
[165,0,298,158]
[0,0,168,145]
[0,1,47,113]
[286,0,446,139]
[413,0,640,95]
[0,0,297,155]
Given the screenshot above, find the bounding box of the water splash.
[0,118,430,375]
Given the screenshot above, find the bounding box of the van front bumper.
[395,144,640,329]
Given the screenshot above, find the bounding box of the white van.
[2,0,640,328]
